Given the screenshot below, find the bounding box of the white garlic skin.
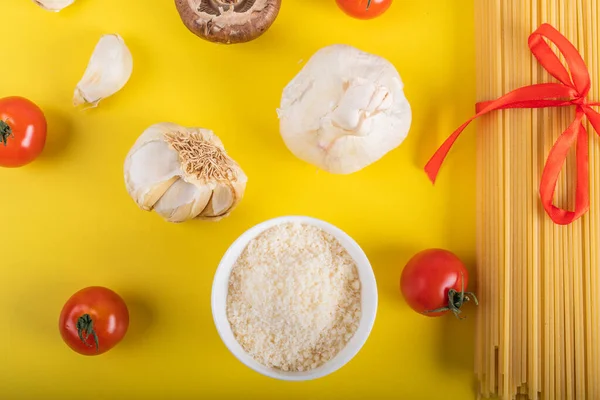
[124,123,247,223]
[278,44,412,174]
[74,34,133,107]
[33,0,75,11]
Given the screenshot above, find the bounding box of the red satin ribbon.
[424,23,600,225]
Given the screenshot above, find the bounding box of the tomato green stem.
[76,314,100,352]
[0,121,12,146]
[423,271,479,319]
[366,0,372,9]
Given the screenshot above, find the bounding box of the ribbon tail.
[424,119,474,183]
[539,109,589,224]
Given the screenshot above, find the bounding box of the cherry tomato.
[335,0,392,20]
[59,287,129,356]
[0,96,47,168]
[400,249,478,318]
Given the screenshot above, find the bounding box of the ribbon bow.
[424,23,600,225]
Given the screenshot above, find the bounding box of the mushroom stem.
[213,0,243,9]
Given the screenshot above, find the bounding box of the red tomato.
[0,96,47,168]
[59,287,129,355]
[400,249,478,318]
[335,0,392,20]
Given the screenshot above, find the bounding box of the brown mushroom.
[174,0,282,44]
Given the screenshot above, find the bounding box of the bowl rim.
[210,215,378,381]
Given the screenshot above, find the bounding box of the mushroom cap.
[174,0,281,44]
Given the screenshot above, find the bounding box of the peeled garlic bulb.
[34,0,74,11]
[124,123,247,223]
[74,34,133,107]
[278,44,412,174]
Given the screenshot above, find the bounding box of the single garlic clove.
[140,176,179,211]
[230,171,248,203]
[201,166,248,220]
[188,184,215,219]
[124,139,181,210]
[200,183,235,219]
[33,0,75,11]
[74,34,133,107]
[154,179,212,223]
[198,183,246,221]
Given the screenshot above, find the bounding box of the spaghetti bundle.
[427,0,600,399]
[472,1,599,399]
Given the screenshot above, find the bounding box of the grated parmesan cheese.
[226,222,362,372]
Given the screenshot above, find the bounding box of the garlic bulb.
[124,123,247,223]
[34,0,74,11]
[74,34,133,107]
[278,44,412,174]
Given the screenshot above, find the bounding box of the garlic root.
[124,123,247,223]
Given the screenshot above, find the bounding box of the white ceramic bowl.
[211,215,378,381]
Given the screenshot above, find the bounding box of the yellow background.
[0,0,477,399]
